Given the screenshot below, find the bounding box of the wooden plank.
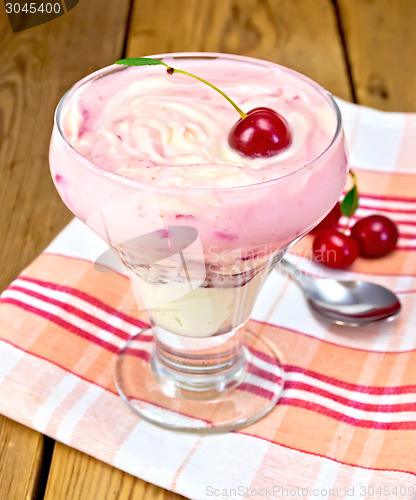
[126,0,352,101]
[0,8,47,500]
[337,0,416,111]
[0,416,45,500]
[44,443,185,500]
[0,1,130,499]
[0,0,129,294]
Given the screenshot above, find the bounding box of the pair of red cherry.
[311,203,399,269]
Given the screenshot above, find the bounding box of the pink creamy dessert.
[50,53,348,336]
[58,57,339,188]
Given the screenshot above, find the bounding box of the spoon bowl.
[280,259,401,326]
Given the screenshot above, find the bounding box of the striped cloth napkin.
[1,99,416,499]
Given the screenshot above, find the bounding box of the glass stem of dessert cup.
[151,325,247,399]
[50,52,348,433]
[114,246,287,432]
[147,249,286,399]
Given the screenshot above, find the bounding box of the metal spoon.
[280,259,401,326]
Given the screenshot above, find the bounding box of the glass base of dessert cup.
[115,323,284,433]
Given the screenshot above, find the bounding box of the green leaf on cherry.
[341,186,358,217]
[115,58,165,67]
[341,170,359,218]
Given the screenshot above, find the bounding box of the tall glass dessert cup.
[50,53,348,432]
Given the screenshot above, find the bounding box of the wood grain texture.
[0,1,130,499]
[45,443,186,500]
[0,415,44,500]
[337,0,416,111]
[126,0,352,101]
[0,0,129,294]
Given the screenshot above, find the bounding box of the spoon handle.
[279,258,312,288]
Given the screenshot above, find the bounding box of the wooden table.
[1,1,415,498]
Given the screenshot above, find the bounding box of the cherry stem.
[342,217,350,235]
[342,170,358,234]
[157,61,248,120]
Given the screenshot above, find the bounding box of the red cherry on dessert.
[350,215,399,258]
[228,107,292,158]
[313,229,359,269]
[310,202,342,234]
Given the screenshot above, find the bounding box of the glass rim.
[54,51,344,193]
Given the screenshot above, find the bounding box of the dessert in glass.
[49,53,348,432]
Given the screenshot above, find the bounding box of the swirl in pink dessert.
[61,56,337,188]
